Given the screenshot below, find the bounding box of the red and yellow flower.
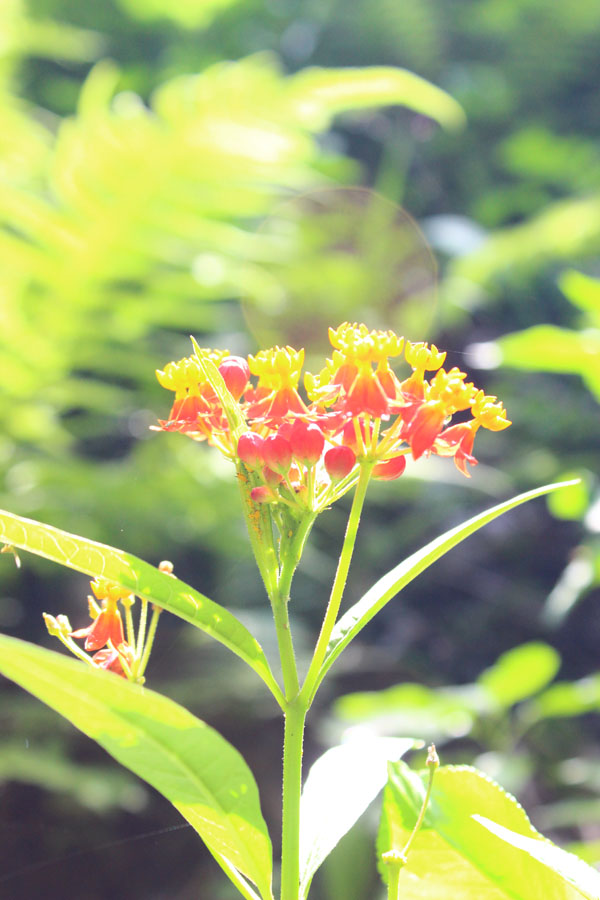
[155,322,511,511]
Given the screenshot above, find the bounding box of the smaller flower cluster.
[44,568,169,681]
[156,323,510,512]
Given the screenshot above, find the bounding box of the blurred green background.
[0,0,599,897]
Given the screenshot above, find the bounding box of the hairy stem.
[280,698,307,900]
[300,461,374,706]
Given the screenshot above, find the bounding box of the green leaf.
[497,325,600,376]
[379,762,589,899]
[478,642,561,708]
[114,0,242,28]
[566,841,600,868]
[289,66,466,131]
[335,682,485,741]
[190,336,247,440]
[559,270,600,322]
[0,509,283,706]
[0,634,273,900]
[313,482,575,696]
[299,737,417,898]
[473,816,600,900]
[547,474,591,520]
[528,675,600,720]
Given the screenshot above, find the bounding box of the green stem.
[135,597,148,658]
[272,515,317,898]
[137,605,162,678]
[272,513,317,702]
[236,463,279,600]
[300,461,374,706]
[278,514,317,603]
[280,698,307,900]
[386,863,401,900]
[272,596,300,702]
[401,745,438,859]
[124,601,136,649]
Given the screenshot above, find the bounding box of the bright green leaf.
[478,642,561,708]
[0,509,283,705]
[451,195,600,289]
[114,0,241,28]
[0,634,273,900]
[528,675,600,720]
[299,737,417,898]
[289,66,466,131]
[547,474,591,520]
[313,482,575,698]
[379,762,588,899]
[474,815,600,900]
[559,270,600,321]
[334,682,485,741]
[497,325,600,375]
[566,842,600,868]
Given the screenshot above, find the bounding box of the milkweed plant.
[0,323,596,900]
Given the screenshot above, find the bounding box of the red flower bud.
[219,355,250,400]
[262,433,292,475]
[250,485,277,503]
[289,419,325,466]
[262,465,284,487]
[324,445,356,482]
[373,455,407,481]
[237,432,265,469]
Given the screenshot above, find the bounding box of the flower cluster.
[156,323,510,511]
[44,569,169,681]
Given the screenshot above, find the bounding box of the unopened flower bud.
[426,743,439,768]
[373,455,407,481]
[47,612,73,636]
[289,419,325,467]
[43,613,64,636]
[250,485,278,504]
[262,433,292,475]
[324,445,356,482]
[218,355,250,400]
[262,465,284,487]
[237,432,265,470]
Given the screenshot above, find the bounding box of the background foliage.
[0,0,599,898]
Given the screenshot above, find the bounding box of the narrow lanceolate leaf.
[378,762,589,899]
[190,336,246,440]
[289,66,466,131]
[0,634,274,900]
[299,737,418,899]
[473,816,600,900]
[312,482,576,697]
[0,509,283,705]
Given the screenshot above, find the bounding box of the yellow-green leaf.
[0,634,273,900]
[0,509,283,705]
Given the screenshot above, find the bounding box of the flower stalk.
[41,322,512,900]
